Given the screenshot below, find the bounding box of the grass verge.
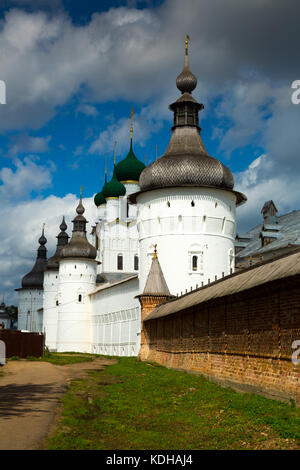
[8,352,99,366]
[47,357,300,450]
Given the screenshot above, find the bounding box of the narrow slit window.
[192,255,198,271]
[78,294,82,303]
[117,254,123,271]
[134,255,139,271]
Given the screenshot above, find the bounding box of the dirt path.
[0,357,117,450]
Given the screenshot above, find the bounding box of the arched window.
[117,254,123,271]
[77,288,84,304]
[134,255,139,271]
[192,255,198,271]
[188,244,204,273]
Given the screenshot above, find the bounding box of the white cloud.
[235,154,300,232]
[76,103,99,118]
[9,133,51,156]
[0,156,55,200]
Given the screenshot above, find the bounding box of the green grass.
[8,352,98,366]
[42,352,97,366]
[47,357,300,450]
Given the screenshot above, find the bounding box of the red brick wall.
[142,276,300,404]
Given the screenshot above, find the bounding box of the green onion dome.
[115,140,146,183]
[94,190,106,207]
[102,166,126,198]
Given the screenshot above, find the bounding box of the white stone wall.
[90,277,140,356]
[17,289,43,332]
[56,258,97,353]
[137,187,237,295]
[43,269,59,351]
[95,191,139,275]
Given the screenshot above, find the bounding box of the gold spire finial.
[80,186,84,198]
[130,106,134,140]
[185,34,190,52]
[114,141,117,165]
[153,244,157,259]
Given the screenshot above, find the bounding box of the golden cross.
[154,244,157,259]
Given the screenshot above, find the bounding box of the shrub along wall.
[142,275,300,404]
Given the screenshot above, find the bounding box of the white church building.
[17,39,246,355]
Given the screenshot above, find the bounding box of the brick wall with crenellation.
[141,275,300,404]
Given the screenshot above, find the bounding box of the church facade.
[16,39,247,355]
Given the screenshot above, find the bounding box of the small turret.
[61,189,97,260]
[22,226,48,289]
[47,217,69,270]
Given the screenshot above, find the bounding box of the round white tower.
[56,193,97,353]
[43,217,69,351]
[130,36,246,295]
[16,228,48,332]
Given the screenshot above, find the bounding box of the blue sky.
[0,0,300,303]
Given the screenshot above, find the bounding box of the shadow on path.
[0,382,65,419]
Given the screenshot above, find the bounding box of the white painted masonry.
[17,289,43,332]
[137,187,237,295]
[56,258,98,353]
[90,276,140,356]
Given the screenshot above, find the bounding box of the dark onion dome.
[61,194,97,260]
[133,37,246,206]
[47,217,70,270]
[102,166,126,199]
[115,139,146,183]
[94,170,108,207]
[94,190,106,207]
[21,228,48,289]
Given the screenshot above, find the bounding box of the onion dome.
[94,191,106,207]
[47,217,70,270]
[102,166,126,199]
[176,35,197,94]
[115,139,145,183]
[21,227,48,289]
[134,36,246,206]
[61,192,97,260]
